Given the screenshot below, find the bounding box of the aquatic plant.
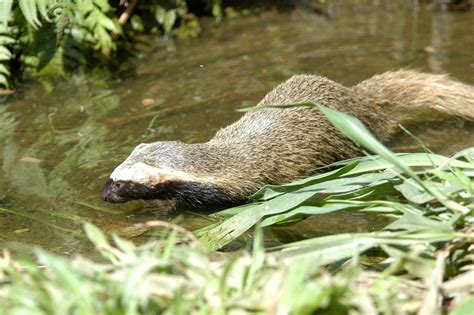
[0,0,222,92]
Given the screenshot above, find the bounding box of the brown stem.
[118,0,139,25]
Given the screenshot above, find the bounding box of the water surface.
[1,1,473,255]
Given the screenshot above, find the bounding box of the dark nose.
[101,178,128,203]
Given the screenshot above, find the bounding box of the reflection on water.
[0,1,473,255]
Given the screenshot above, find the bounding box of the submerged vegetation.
[1,106,472,314]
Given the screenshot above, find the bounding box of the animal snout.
[101,178,129,203]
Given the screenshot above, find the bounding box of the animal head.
[101,141,240,206]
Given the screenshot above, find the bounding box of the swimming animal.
[101,70,474,206]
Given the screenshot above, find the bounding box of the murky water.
[1,1,473,255]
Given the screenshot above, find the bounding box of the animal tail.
[353,70,474,137]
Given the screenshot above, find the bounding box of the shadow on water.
[0,1,473,255]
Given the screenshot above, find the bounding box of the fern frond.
[92,0,111,12]
[0,45,12,60]
[0,34,15,45]
[19,0,42,28]
[0,0,13,26]
[0,63,10,75]
[0,19,14,88]
[37,0,51,18]
[0,73,8,87]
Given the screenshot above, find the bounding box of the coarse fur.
[102,70,474,206]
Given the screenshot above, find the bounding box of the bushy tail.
[353,70,474,136]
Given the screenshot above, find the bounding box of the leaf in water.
[13,228,30,234]
[197,189,318,250]
[113,224,149,238]
[20,156,42,163]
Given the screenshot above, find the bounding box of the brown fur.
[105,70,474,205]
[189,70,474,201]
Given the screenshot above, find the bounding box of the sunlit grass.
[0,104,472,314]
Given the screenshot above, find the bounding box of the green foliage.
[0,221,471,313]
[0,106,472,313]
[198,104,473,250]
[0,0,222,90]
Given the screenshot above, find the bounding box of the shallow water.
[1,1,473,255]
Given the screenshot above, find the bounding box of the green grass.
[0,104,472,314]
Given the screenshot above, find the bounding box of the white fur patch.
[110,162,209,186]
[111,162,162,185]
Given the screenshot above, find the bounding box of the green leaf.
[0,72,9,87]
[36,0,49,18]
[332,152,474,172]
[381,245,436,279]
[318,104,420,179]
[36,250,96,314]
[0,34,16,45]
[251,162,359,201]
[394,179,434,204]
[0,63,10,75]
[277,230,455,266]
[197,189,318,250]
[163,10,177,33]
[112,234,136,256]
[0,0,13,26]
[19,0,42,28]
[385,211,452,232]
[317,104,470,215]
[452,297,474,315]
[84,222,109,248]
[93,0,111,11]
[0,45,12,61]
[96,10,120,33]
[260,202,356,227]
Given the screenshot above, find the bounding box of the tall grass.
[0,105,472,314]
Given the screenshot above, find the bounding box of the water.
[1,1,473,255]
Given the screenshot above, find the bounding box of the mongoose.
[101,70,474,206]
